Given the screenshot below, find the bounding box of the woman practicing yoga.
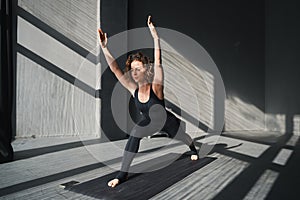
[98,16,198,188]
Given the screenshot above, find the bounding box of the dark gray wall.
[128,0,265,131]
[5,0,298,146]
[98,0,300,136]
[265,0,300,134]
[100,0,129,140]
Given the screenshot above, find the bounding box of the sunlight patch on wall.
[161,39,214,133]
[225,96,265,131]
[293,115,300,136]
[16,53,98,137]
[265,113,286,133]
[18,0,98,51]
[17,16,98,88]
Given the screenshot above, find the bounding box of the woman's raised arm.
[147,16,164,99]
[98,28,136,95]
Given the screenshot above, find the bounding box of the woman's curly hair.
[125,52,154,83]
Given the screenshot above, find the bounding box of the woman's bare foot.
[191,155,199,160]
[108,179,120,188]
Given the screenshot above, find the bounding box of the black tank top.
[134,85,165,118]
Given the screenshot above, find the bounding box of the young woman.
[98,16,198,188]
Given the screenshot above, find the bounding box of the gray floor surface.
[0,131,299,200]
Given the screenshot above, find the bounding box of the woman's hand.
[97,28,107,48]
[147,16,159,40]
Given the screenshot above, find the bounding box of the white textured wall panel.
[16,53,99,137]
[225,96,265,131]
[18,0,98,51]
[16,0,100,137]
[17,16,98,89]
[161,40,213,133]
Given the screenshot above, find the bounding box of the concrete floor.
[0,131,299,200]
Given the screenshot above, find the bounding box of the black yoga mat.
[67,153,216,199]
